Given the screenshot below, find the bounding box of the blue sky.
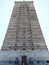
[0,0,49,50]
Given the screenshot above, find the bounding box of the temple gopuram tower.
[0,1,49,65]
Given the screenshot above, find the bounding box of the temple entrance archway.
[22,56,27,65]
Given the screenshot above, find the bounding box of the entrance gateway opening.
[22,56,27,65]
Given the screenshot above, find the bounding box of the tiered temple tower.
[0,1,49,65]
[1,1,47,51]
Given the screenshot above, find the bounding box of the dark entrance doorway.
[22,56,27,65]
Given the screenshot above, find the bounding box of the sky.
[0,0,49,50]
